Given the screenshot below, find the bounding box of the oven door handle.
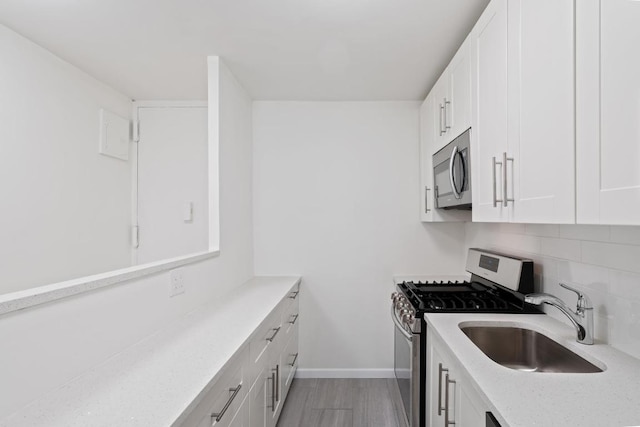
[390,305,413,341]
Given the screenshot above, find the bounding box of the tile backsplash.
[465,222,640,360]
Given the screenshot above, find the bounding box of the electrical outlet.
[169,268,185,297]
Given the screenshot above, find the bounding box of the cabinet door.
[420,96,436,222]
[577,0,640,224]
[429,341,457,427]
[432,75,451,152]
[449,39,472,140]
[509,0,575,224]
[471,0,510,222]
[249,369,269,427]
[457,384,486,427]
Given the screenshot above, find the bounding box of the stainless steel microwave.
[433,128,472,209]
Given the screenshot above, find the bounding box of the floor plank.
[308,379,355,409]
[352,380,400,427]
[308,409,353,427]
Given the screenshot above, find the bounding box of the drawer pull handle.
[438,363,448,416]
[289,314,299,325]
[275,364,280,401]
[270,371,276,411]
[288,291,299,299]
[290,352,299,367]
[266,327,281,342]
[211,383,242,423]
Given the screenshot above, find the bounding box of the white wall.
[0,24,133,293]
[465,222,640,359]
[0,57,255,419]
[253,102,466,376]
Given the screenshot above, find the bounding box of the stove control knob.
[391,292,398,300]
[402,313,414,325]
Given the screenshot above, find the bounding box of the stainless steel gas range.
[391,248,541,427]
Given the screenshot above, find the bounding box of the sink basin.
[460,326,603,373]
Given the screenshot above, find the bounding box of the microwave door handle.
[449,146,462,199]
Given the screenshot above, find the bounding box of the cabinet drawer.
[183,348,247,427]
[248,305,283,389]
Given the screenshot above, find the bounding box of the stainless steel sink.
[460,326,603,373]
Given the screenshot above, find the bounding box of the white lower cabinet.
[182,283,300,427]
[428,328,487,427]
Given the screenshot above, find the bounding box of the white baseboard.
[295,368,395,379]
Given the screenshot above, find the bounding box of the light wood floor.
[277,379,409,427]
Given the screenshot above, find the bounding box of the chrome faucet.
[525,283,594,345]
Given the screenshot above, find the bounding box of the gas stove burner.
[397,278,538,314]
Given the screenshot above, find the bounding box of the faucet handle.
[560,283,593,310]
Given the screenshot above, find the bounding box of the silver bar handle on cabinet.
[502,152,514,207]
[443,98,451,132]
[290,352,299,367]
[438,363,448,416]
[275,364,280,401]
[211,383,242,423]
[270,372,276,411]
[492,156,503,207]
[439,103,445,136]
[266,327,281,342]
[289,314,299,325]
[425,187,431,213]
[288,290,299,299]
[444,373,456,426]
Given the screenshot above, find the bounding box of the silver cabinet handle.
[438,363,448,416]
[275,364,280,402]
[502,152,514,207]
[448,146,462,199]
[211,383,242,423]
[289,314,299,325]
[439,103,445,136]
[443,98,451,132]
[444,373,456,426]
[492,156,503,207]
[290,352,299,367]
[425,187,431,213]
[266,327,281,342]
[270,371,276,411]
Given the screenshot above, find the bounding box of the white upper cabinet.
[470,0,510,222]
[448,42,472,142]
[471,0,575,223]
[577,0,640,225]
[433,39,473,152]
[420,91,471,222]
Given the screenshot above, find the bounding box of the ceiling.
[0,0,489,101]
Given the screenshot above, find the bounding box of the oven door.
[392,306,421,427]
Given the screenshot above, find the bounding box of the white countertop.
[1,276,301,427]
[426,312,640,427]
